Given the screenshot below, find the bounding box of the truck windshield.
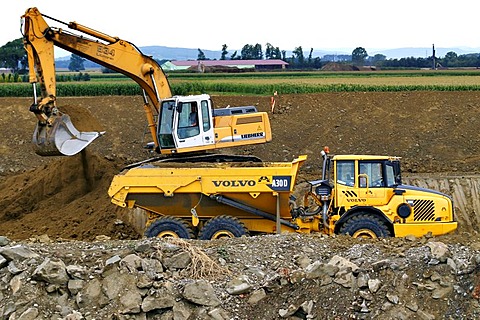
[385,160,402,186]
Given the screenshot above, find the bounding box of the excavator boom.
[22,7,171,156]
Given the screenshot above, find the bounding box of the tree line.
[2,38,480,74]
[199,44,480,69]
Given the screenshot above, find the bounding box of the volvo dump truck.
[108,148,457,239]
[22,7,271,158]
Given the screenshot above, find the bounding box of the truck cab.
[327,154,457,237]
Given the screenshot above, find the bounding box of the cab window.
[385,163,396,187]
[201,100,211,131]
[358,162,384,188]
[177,102,200,139]
[336,161,354,186]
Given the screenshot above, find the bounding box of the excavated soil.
[0,92,480,241]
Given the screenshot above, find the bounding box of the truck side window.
[336,161,354,186]
[358,162,384,188]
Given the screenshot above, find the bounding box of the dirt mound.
[0,150,139,240]
[321,62,359,71]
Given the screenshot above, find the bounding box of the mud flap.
[33,114,104,156]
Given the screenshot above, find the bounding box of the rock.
[119,288,142,314]
[0,254,7,268]
[386,292,399,304]
[226,275,252,295]
[432,285,453,299]
[368,278,382,293]
[0,236,10,246]
[182,280,221,307]
[163,251,191,270]
[32,258,69,285]
[304,261,338,279]
[327,255,359,273]
[334,269,355,288]
[357,272,370,288]
[0,245,40,261]
[248,288,267,304]
[278,304,298,318]
[67,279,84,295]
[141,288,175,312]
[426,241,450,263]
[16,307,39,320]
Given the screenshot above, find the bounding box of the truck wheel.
[198,215,249,240]
[145,216,194,239]
[339,214,391,239]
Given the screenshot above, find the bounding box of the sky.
[5,1,480,58]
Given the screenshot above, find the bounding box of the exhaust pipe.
[33,114,103,156]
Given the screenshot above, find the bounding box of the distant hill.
[54,45,480,68]
[140,46,222,60]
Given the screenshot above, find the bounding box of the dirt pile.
[321,62,359,71]
[0,150,138,240]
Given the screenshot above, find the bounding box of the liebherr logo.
[241,132,264,139]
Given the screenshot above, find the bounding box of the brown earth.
[0,91,480,241]
[1,92,480,319]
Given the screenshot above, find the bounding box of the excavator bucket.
[32,114,103,156]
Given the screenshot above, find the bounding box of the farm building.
[161,59,288,72]
[0,68,13,74]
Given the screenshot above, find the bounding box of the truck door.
[334,160,357,208]
[355,161,387,206]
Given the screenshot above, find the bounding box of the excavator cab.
[157,95,215,153]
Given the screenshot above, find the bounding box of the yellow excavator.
[21,7,271,159]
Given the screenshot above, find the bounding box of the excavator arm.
[22,7,171,156]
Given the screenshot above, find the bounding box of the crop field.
[2,69,480,97]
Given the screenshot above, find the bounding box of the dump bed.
[108,155,307,232]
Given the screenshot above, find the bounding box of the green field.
[2,69,480,97]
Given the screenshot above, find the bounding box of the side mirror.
[176,102,183,113]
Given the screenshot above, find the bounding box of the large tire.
[198,215,249,240]
[339,213,391,239]
[145,216,194,239]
